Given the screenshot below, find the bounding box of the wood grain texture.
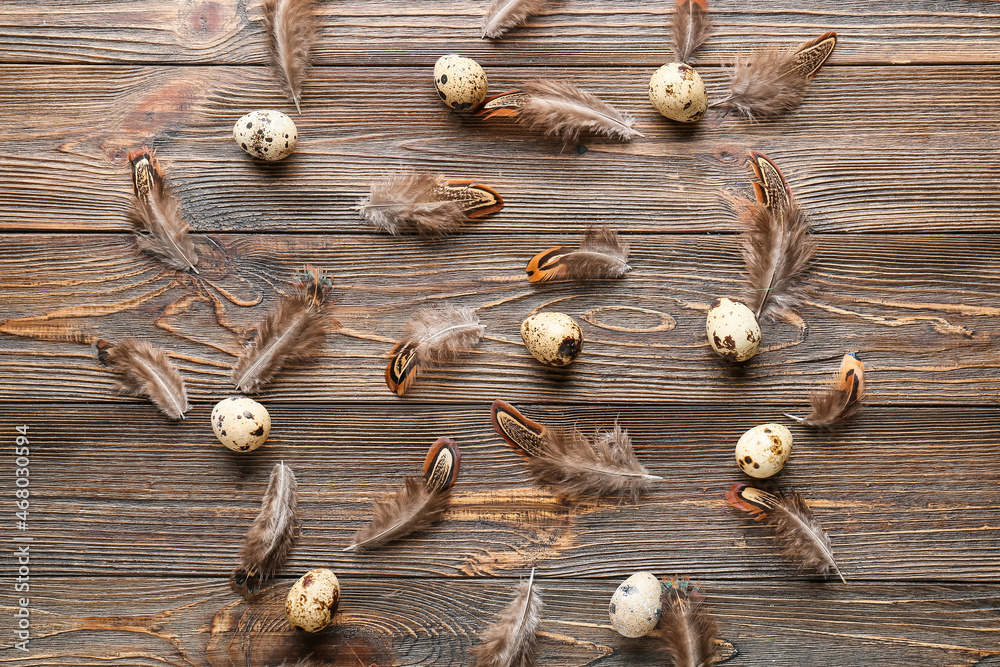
[1,0,1000,66]
[2,65,999,233]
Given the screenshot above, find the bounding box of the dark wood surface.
[1,1,998,665]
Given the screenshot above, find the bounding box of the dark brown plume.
[231,462,299,599]
[126,149,199,274]
[263,0,318,113]
[481,0,547,39]
[344,477,451,552]
[518,80,644,144]
[384,306,486,396]
[96,338,189,420]
[232,267,335,394]
[357,172,503,236]
[787,352,865,428]
[525,226,631,282]
[726,482,846,583]
[717,32,837,120]
[659,577,720,667]
[739,152,816,321]
[671,0,711,64]
[470,569,542,667]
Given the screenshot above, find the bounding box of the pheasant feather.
[96,338,189,420]
[481,0,547,39]
[659,577,720,667]
[385,306,485,396]
[525,225,630,282]
[470,569,543,667]
[671,0,711,64]
[518,79,644,144]
[263,0,318,113]
[126,149,199,274]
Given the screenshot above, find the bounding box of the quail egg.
[736,423,793,478]
[434,54,488,111]
[706,298,761,362]
[233,110,298,161]
[285,568,340,633]
[520,312,583,367]
[609,572,662,638]
[211,397,270,452]
[649,62,708,123]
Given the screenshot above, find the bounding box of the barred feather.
[126,149,199,274]
[786,352,866,428]
[671,0,711,64]
[470,569,542,667]
[659,577,720,667]
[263,0,318,113]
[344,477,451,551]
[96,338,189,420]
[525,226,630,282]
[385,306,485,396]
[518,79,644,144]
[482,0,547,39]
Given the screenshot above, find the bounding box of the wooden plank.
[2,233,999,404]
[1,0,999,66]
[7,404,999,579]
[3,65,1000,234]
[0,577,996,666]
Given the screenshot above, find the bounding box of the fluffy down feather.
[263,0,318,112]
[357,172,467,237]
[525,226,631,282]
[519,79,644,144]
[481,0,547,39]
[470,570,543,667]
[385,306,486,395]
[96,338,189,420]
[344,477,451,551]
[671,0,712,64]
[659,577,720,667]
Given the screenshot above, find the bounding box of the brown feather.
[659,577,720,667]
[344,477,451,551]
[481,0,547,39]
[357,172,467,236]
[96,338,189,420]
[524,424,663,502]
[126,149,199,274]
[525,226,630,282]
[470,569,543,667]
[384,306,485,396]
[263,0,318,113]
[726,482,846,583]
[671,0,712,64]
[518,79,644,144]
[232,267,334,394]
[787,352,865,428]
[231,462,299,600]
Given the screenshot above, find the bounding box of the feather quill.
[126,148,199,274]
[96,338,189,420]
[263,0,318,113]
[344,477,451,551]
[739,152,817,321]
[659,577,720,667]
[470,569,543,667]
[232,267,335,394]
[517,79,644,144]
[525,225,631,282]
[786,352,865,428]
[384,306,486,396]
[357,172,503,236]
[671,0,711,64]
[481,0,547,39]
[726,482,846,583]
[231,462,299,599]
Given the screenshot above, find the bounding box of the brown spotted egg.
[285,568,340,633]
[736,423,793,478]
[434,54,488,111]
[649,62,708,123]
[233,110,298,161]
[211,397,270,452]
[520,312,583,367]
[706,298,761,363]
[609,572,662,638]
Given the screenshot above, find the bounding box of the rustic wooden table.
[1,0,999,665]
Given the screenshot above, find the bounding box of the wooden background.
[1,0,999,665]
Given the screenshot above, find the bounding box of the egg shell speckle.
[285,568,340,633]
[649,62,708,123]
[520,312,583,367]
[211,397,270,452]
[609,572,662,638]
[706,298,761,363]
[736,423,793,478]
[233,110,298,161]
[434,54,488,111]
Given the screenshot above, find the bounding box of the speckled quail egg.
[434,54,489,111]
[649,62,708,123]
[211,397,270,452]
[520,312,583,367]
[706,298,761,363]
[609,572,662,638]
[285,568,340,633]
[233,110,298,161]
[736,423,793,478]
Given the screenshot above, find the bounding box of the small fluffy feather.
[519,80,644,144]
[263,0,318,113]
[96,339,189,420]
[525,425,662,502]
[671,0,712,64]
[344,477,451,551]
[482,0,547,39]
[722,48,810,121]
[527,226,631,282]
[385,306,486,395]
[788,354,865,428]
[231,462,299,599]
[127,155,199,274]
[470,570,543,667]
[659,577,720,667]
[232,268,334,394]
[741,199,816,321]
[358,172,467,237]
